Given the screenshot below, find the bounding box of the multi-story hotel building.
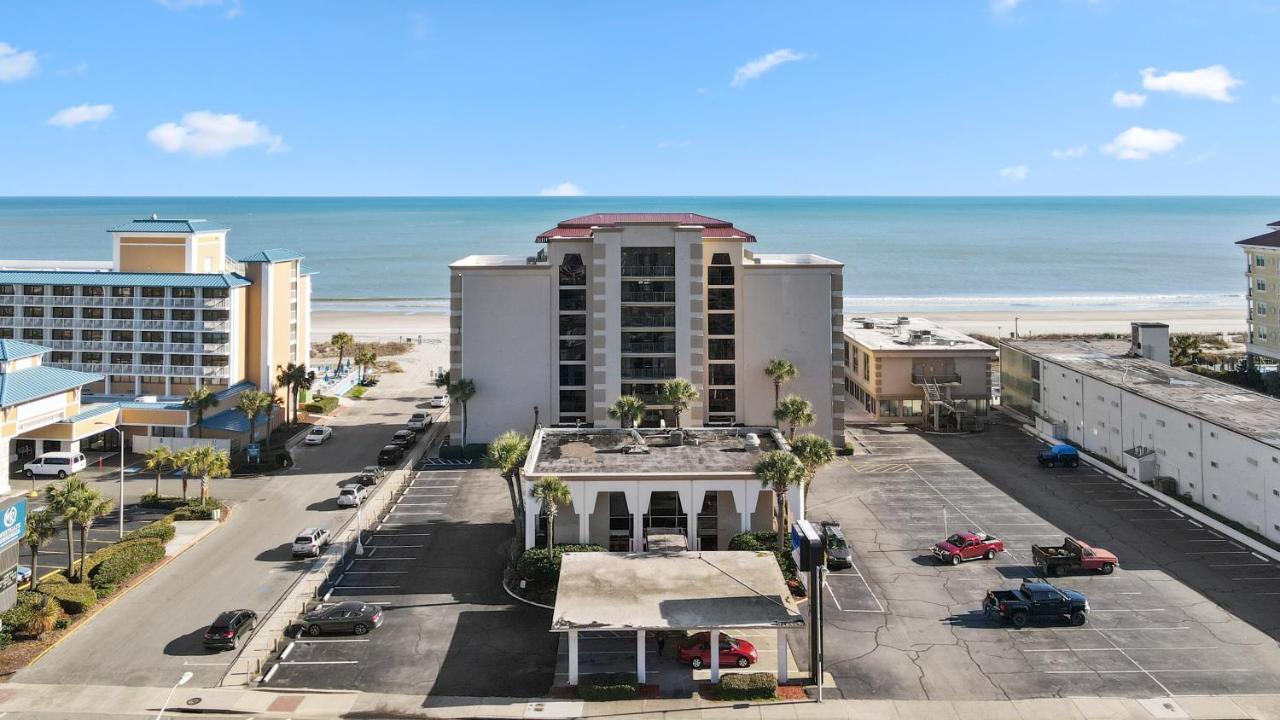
[1239,221,1280,361]
[449,213,845,446]
[0,217,311,460]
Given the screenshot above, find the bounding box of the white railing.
[0,294,227,309]
[48,361,230,379]
[132,436,231,453]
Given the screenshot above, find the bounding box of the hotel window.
[110,352,132,364]
[1262,327,1270,340]
[707,265,734,286]
[0,284,11,295]
[202,288,228,299]
[141,287,165,299]
[171,287,196,299]
[708,338,735,360]
[171,354,195,366]
[142,309,164,321]
[203,332,229,344]
[22,306,44,318]
[0,306,11,317]
[621,247,675,276]
[901,399,924,417]
[849,346,859,373]
[559,365,586,386]
[203,309,228,321]
[1258,255,1268,267]
[82,307,103,319]
[23,285,45,295]
[172,309,195,321]
[81,352,101,363]
[1260,303,1268,316]
[621,306,675,328]
[81,286,104,297]
[708,288,734,310]
[203,355,229,367]
[880,399,900,418]
[0,328,11,339]
[708,314,735,336]
[862,352,871,381]
[558,315,586,336]
[709,364,736,386]
[708,389,735,414]
[559,389,586,413]
[111,287,134,298]
[558,254,586,286]
[171,332,194,344]
[51,329,72,341]
[111,308,134,319]
[81,330,103,341]
[53,285,73,297]
[559,339,586,361]
[52,307,73,319]
[50,351,72,363]
[142,331,164,343]
[21,329,41,341]
[559,289,586,311]
[140,353,164,365]
[1259,279,1268,291]
[111,330,133,342]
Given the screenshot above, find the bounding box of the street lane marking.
[296,638,371,643]
[343,570,407,574]
[1022,646,1217,652]
[279,660,359,665]
[364,545,422,549]
[352,556,414,561]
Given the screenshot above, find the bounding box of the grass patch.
[348,385,367,399]
[302,395,339,414]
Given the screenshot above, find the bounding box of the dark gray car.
[301,601,384,636]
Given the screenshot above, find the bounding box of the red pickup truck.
[933,531,1005,565]
[1032,537,1119,576]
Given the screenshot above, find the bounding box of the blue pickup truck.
[1037,444,1080,469]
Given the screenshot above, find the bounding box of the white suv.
[291,528,331,558]
[23,452,87,479]
[336,484,367,508]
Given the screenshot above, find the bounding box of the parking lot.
[264,466,557,696]
[806,419,1280,701]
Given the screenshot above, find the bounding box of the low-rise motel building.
[449,213,845,446]
[843,316,997,429]
[1239,220,1280,361]
[0,217,311,479]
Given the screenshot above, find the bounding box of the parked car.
[291,528,331,558]
[391,429,417,447]
[429,394,449,408]
[377,444,405,466]
[301,600,383,636]
[407,412,431,431]
[678,631,758,669]
[1033,536,1118,576]
[933,531,1004,565]
[1037,444,1080,468]
[304,425,333,445]
[355,465,385,487]
[984,580,1089,628]
[15,565,31,587]
[820,521,853,570]
[23,451,87,479]
[203,609,258,650]
[337,484,368,508]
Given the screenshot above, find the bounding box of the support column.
[525,495,539,551]
[0,438,10,495]
[578,502,589,544]
[777,628,788,683]
[636,630,646,684]
[66,440,80,455]
[710,628,720,683]
[134,376,140,396]
[686,490,699,551]
[568,630,579,686]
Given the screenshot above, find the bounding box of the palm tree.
[23,509,57,586]
[183,386,219,439]
[354,348,377,382]
[237,390,275,449]
[44,476,88,576]
[72,490,114,582]
[531,476,571,552]
[330,331,355,371]
[789,434,835,502]
[276,363,317,425]
[764,359,798,419]
[142,445,174,497]
[485,430,531,538]
[276,365,296,426]
[607,395,647,429]
[1170,334,1203,367]
[774,394,816,440]
[754,450,806,554]
[25,596,60,640]
[177,445,231,504]
[449,378,477,445]
[174,447,194,500]
[660,378,699,429]
[432,369,450,390]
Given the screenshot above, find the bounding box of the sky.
[0,0,1277,196]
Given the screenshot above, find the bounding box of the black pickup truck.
[983,580,1089,628]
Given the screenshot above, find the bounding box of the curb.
[501,576,554,610]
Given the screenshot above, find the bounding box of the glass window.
[171,332,194,344]
[82,307,103,319]
[559,289,586,311]
[81,330,103,341]
[81,352,102,363]
[0,285,12,295]
[708,313,735,336]
[52,307,73,319]
[111,308,135,319]
[141,287,165,298]
[622,331,675,354]
[559,389,586,413]
[172,309,195,321]
[709,364,736,386]
[0,328,13,339]
[23,285,45,296]
[708,288,734,310]
[22,306,44,318]
[558,314,586,336]
[559,364,586,386]
[710,252,732,265]
[52,285,73,297]
[51,329,72,341]
[621,306,675,328]
[140,353,164,365]
[203,288,228,299]
[709,389,735,414]
[171,354,195,366]
[110,352,132,364]
[709,339,735,360]
[111,287,134,298]
[50,351,72,363]
[707,266,734,286]
[172,287,196,298]
[21,329,41,341]
[202,332,229,344]
[558,254,586,286]
[81,286,104,297]
[203,309,228,321]
[0,306,12,317]
[622,357,674,379]
[111,330,133,342]
[142,331,164,343]
[141,309,164,320]
[559,339,586,361]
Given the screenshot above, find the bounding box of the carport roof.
[551,551,804,632]
[526,426,786,477]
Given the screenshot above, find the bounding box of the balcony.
[621,366,675,380]
[621,341,676,354]
[912,372,962,385]
[621,265,675,278]
[0,294,227,310]
[621,291,675,303]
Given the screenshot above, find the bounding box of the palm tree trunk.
[29,545,39,585]
[65,520,74,575]
[774,382,780,410]
[201,476,209,504]
[546,513,555,552]
[155,469,162,497]
[182,476,189,500]
[78,524,89,582]
[462,404,468,446]
[776,496,787,555]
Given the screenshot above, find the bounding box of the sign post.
[791,519,824,701]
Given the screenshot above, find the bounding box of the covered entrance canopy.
[552,550,804,685]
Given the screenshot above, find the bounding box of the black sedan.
[390,429,418,447]
[377,444,405,466]
[203,609,257,650]
[301,601,384,636]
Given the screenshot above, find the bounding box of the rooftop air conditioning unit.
[136,395,157,403]
[744,433,761,452]
[669,430,684,446]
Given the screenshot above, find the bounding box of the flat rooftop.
[1005,338,1280,449]
[846,316,996,353]
[551,551,804,632]
[449,254,546,268]
[527,426,783,477]
[748,252,842,267]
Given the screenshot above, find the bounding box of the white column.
[104,376,111,395]
[636,630,646,684]
[710,628,720,683]
[777,628,788,683]
[578,504,589,544]
[633,488,646,552]
[686,490,699,551]
[164,377,172,397]
[525,494,540,551]
[0,437,11,495]
[35,440,46,456]
[66,440,80,455]
[568,630,579,686]
[740,510,750,534]
[133,376,141,396]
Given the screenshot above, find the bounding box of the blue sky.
[1,1,1276,195]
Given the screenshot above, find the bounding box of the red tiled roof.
[536,213,755,242]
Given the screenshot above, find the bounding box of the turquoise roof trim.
[215,380,256,401]
[299,264,318,276]
[0,366,101,408]
[64,402,120,423]
[236,248,304,263]
[0,339,48,361]
[108,219,228,234]
[0,270,250,289]
[199,407,251,433]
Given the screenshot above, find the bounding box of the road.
[13,345,441,689]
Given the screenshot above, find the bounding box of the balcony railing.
[621,291,675,303]
[49,360,230,379]
[621,341,676,354]
[912,372,962,385]
[621,367,675,380]
[0,294,228,310]
[621,265,675,277]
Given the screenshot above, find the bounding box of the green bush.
[517,544,607,586]
[171,502,222,521]
[0,631,12,650]
[1,591,44,632]
[578,672,641,700]
[713,672,777,701]
[89,539,165,593]
[348,386,367,399]
[38,579,98,615]
[124,518,176,543]
[139,493,188,510]
[303,396,339,414]
[54,618,69,630]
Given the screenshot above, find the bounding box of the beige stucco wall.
[243,263,266,390]
[269,261,297,384]
[1245,246,1280,358]
[194,233,226,273]
[119,243,185,273]
[298,273,311,367]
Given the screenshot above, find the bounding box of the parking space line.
[296,638,371,643]
[352,556,415,561]
[343,570,407,574]
[364,545,422,549]
[1090,609,1167,613]
[279,660,359,665]
[1022,646,1218,653]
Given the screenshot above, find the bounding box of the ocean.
[0,196,1271,315]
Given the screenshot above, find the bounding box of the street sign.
[791,519,823,572]
[0,566,18,595]
[247,443,261,463]
[0,499,27,550]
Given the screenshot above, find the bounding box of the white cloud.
[1111,90,1146,108]
[539,182,585,197]
[0,42,37,82]
[47,103,114,127]
[731,49,808,88]
[147,111,284,157]
[999,165,1029,181]
[1051,144,1088,160]
[991,0,1024,14]
[1101,126,1185,160]
[1140,65,1242,103]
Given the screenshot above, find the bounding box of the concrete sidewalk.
[2,682,1278,719]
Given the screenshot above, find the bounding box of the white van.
[23,452,87,479]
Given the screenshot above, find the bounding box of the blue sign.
[247,443,261,463]
[0,498,27,550]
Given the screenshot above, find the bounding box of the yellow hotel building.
[0,217,311,484]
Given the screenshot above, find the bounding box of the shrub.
[38,579,98,615]
[124,518,176,544]
[172,502,222,521]
[0,632,12,650]
[578,672,640,700]
[517,544,607,586]
[728,532,797,581]
[713,672,777,701]
[54,618,69,630]
[303,395,339,414]
[90,538,165,594]
[139,493,188,510]
[349,386,366,399]
[1,591,44,632]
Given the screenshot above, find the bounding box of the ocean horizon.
[0,196,1271,315]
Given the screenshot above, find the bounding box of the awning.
[199,408,250,433]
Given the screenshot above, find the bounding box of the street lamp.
[155,671,193,720]
[355,496,365,556]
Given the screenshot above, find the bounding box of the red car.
[933,531,1004,565]
[677,632,758,669]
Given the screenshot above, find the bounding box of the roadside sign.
[0,499,27,550]
[0,566,18,594]
[247,443,261,463]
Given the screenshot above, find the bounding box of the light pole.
[1014,316,1020,339]
[155,671,193,720]
[355,496,365,556]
